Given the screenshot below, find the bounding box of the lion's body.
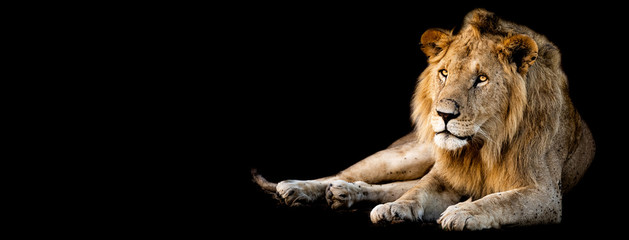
[253,9,595,230]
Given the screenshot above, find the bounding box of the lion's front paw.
[276,180,327,207]
[438,201,497,231]
[370,200,423,224]
[325,180,370,209]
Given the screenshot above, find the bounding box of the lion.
[252,8,595,230]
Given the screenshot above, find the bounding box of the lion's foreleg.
[325,179,421,209]
[438,186,562,230]
[370,171,461,224]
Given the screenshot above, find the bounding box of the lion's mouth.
[435,130,473,141]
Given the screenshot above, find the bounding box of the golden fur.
[253,9,595,230]
[411,9,591,199]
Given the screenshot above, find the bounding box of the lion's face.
[429,39,509,150]
[415,27,538,151]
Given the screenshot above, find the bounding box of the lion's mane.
[410,9,583,199]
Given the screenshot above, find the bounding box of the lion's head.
[412,9,557,152]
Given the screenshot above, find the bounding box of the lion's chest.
[437,158,527,199]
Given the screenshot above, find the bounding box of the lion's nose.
[437,110,460,124]
[436,99,460,124]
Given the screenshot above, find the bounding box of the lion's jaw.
[431,115,480,150]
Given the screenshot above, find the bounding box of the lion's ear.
[420,28,453,60]
[497,34,538,74]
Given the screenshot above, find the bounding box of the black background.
[19,2,628,238]
[227,2,626,237]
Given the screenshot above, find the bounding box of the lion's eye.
[439,69,448,78]
[475,75,489,87]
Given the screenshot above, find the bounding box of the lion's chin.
[434,132,470,150]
